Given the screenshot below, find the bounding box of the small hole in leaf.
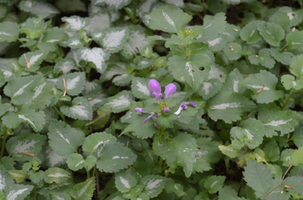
[199,67,205,71]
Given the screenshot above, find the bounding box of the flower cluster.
[135,79,196,123]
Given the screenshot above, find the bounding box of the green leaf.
[92,0,131,10]
[84,155,96,171]
[83,132,116,156]
[148,5,192,33]
[248,49,275,69]
[283,176,303,195]
[281,74,302,90]
[165,178,185,197]
[43,27,68,44]
[223,42,243,60]
[292,126,303,148]
[0,164,14,190]
[204,175,226,194]
[100,91,134,113]
[153,133,198,178]
[194,138,222,173]
[269,11,290,31]
[167,54,211,91]
[257,22,284,47]
[19,0,59,18]
[67,153,85,171]
[131,77,150,99]
[100,63,127,83]
[70,177,96,200]
[286,31,303,53]
[8,170,27,183]
[0,157,15,171]
[54,58,76,75]
[4,74,44,105]
[122,28,149,58]
[56,72,85,96]
[19,16,47,39]
[291,147,303,166]
[218,145,240,158]
[28,170,45,184]
[123,185,144,199]
[115,172,137,193]
[51,193,71,200]
[258,109,301,137]
[0,21,19,42]
[92,27,129,53]
[202,13,227,41]
[96,142,137,173]
[6,133,46,161]
[66,36,84,49]
[289,55,303,77]
[219,186,238,200]
[44,168,72,184]
[122,113,157,139]
[205,35,228,52]
[270,48,294,65]
[264,140,280,162]
[60,97,93,120]
[199,78,222,100]
[48,120,85,156]
[62,16,89,32]
[4,184,34,200]
[253,148,267,163]
[280,149,295,167]
[231,118,264,150]
[243,160,272,198]
[78,47,110,73]
[242,70,283,103]
[44,146,68,168]
[140,175,166,198]
[2,106,46,132]
[207,91,256,123]
[222,68,246,94]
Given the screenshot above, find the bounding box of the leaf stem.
[262,163,293,200]
[0,127,8,159]
[281,88,295,110]
[52,106,66,122]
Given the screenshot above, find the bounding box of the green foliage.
[0,0,303,199]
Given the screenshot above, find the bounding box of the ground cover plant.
[2,0,303,199]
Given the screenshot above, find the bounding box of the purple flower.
[135,107,147,114]
[174,102,197,115]
[149,79,162,100]
[164,83,176,99]
[143,113,159,123]
[164,107,170,113]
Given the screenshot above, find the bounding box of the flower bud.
[164,83,176,99]
[164,107,170,113]
[149,79,162,100]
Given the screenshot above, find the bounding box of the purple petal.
[149,79,162,100]
[143,113,158,123]
[174,102,196,115]
[164,83,176,99]
[135,107,145,114]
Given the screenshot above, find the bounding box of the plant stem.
[262,163,292,200]
[95,166,99,200]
